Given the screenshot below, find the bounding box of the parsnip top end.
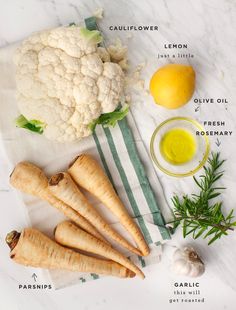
[127,270,136,278]
[9,167,16,179]
[68,155,80,168]
[6,230,21,251]
[49,173,64,186]
[68,154,90,169]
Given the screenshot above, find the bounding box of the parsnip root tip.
[139,273,145,280]
[141,248,151,257]
[68,153,150,257]
[135,249,143,256]
[55,221,145,278]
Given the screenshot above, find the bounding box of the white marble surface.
[0,0,236,309]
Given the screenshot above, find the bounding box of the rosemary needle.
[169,152,236,245]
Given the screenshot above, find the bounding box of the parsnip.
[6,229,135,278]
[10,162,106,242]
[68,154,150,256]
[55,221,145,279]
[49,172,141,256]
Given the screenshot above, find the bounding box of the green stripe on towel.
[138,256,146,268]
[118,119,171,241]
[103,127,152,244]
[93,131,116,188]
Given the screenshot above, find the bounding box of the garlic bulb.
[172,247,205,277]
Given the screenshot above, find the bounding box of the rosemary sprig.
[170,152,236,245]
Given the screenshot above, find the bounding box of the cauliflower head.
[14,26,124,142]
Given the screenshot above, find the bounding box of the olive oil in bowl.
[160,128,197,165]
[150,117,210,177]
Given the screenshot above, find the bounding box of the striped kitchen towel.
[0,38,171,290]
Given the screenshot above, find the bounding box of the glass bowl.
[150,117,210,177]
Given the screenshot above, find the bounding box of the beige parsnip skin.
[49,172,141,256]
[7,228,134,278]
[68,154,150,256]
[55,221,145,279]
[9,162,106,243]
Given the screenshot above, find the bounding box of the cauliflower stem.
[80,28,103,45]
[89,104,129,132]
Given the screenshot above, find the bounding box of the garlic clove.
[188,263,205,277]
[172,258,191,276]
[173,248,185,260]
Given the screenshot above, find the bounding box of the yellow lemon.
[149,64,195,109]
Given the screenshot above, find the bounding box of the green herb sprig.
[170,152,236,245]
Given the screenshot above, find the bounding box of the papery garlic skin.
[172,247,205,278]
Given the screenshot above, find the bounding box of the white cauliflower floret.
[97,47,110,62]
[46,27,97,58]
[81,54,103,79]
[14,26,124,142]
[97,63,124,113]
[107,38,129,70]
